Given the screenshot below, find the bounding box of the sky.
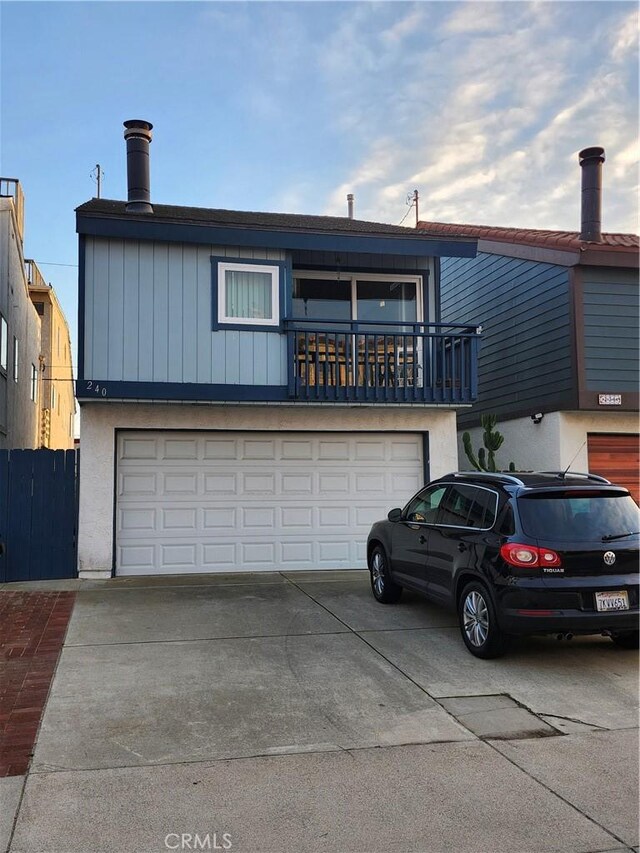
[1,0,638,377]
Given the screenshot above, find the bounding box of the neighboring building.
[28,260,76,449]
[75,119,482,579]
[420,147,639,500]
[0,179,41,449]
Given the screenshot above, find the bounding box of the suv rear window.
[517,491,639,541]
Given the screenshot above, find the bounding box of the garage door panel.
[204,439,238,459]
[203,507,236,528]
[119,472,157,496]
[588,433,639,503]
[243,439,276,459]
[204,473,237,495]
[281,506,314,528]
[116,431,423,575]
[164,438,199,459]
[161,508,197,531]
[120,437,158,459]
[318,440,350,460]
[119,508,156,531]
[203,543,237,567]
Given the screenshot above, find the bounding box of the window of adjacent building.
[30,364,37,401]
[51,384,57,410]
[32,301,45,316]
[12,337,18,383]
[0,315,7,372]
[217,262,280,327]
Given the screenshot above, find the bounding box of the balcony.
[286,320,481,404]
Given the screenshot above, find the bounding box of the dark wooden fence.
[0,449,79,583]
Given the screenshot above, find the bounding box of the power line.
[32,261,78,268]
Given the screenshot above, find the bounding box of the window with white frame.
[51,384,57,410]
[217,262,280,327]
[30,363,37,401]
[12,337,18,383]
[0,315,7,372]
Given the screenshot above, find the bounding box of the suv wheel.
[610,631,639,650]
[458,581,509,659]
[369,546,402,604]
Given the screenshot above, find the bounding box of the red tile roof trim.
[417,221,639,252]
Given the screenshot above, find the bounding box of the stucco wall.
[457,411,639,473]
[78,403,459,578]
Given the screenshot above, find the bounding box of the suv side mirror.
[387,508,403,522]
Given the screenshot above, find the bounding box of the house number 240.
[86,381,107,397]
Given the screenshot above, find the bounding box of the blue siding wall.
[582,267,639,393]
[84,238,287,386]
[440,252,574,425]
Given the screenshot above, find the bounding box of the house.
[0,179,42,449]
[75,119,481,579]
[419,147,639,500]
[27,260,76,449]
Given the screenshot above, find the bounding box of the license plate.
[595,590,629,612]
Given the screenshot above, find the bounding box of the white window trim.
[30,363,38,402]
[217,262,280,327]
[0,315,7,373]
[12,336,18,383]
[293,270,424,323]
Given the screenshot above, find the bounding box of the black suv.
[367,471,639,658]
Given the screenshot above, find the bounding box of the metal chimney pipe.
[347,193,354,219]
[578,146,605,242]
[123,120,153,213]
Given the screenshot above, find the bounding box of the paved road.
[2,570,638,853]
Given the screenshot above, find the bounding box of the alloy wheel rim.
[463,590,489,647]
[371,552,385,596]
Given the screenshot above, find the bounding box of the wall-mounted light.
[531,412,544,424]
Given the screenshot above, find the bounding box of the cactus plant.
[463,415,516,472]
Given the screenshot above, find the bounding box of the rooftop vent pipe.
[578,146,605,243]
[123,120,153,213]
[347,193,354,219]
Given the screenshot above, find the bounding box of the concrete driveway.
[3,570,639,853]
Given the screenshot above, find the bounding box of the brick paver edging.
[0,591,76,776]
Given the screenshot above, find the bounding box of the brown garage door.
[587,434,639,503]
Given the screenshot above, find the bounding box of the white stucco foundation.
[78,402,459,578]
[457,410,639,473]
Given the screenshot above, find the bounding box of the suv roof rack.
[538,471,611,484]
[450,471,526,486]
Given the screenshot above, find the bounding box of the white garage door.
[116,431,423,575]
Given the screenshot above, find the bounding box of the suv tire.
[610,630,639,650]
[369,545,402,604]
[458,581,509,659]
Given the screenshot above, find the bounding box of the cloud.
[610,8,639,61]
[315,1,638,234]
[441,1,505,35]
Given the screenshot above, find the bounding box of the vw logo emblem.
[603,551,616,566]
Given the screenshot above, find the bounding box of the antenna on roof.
[90,164,103,198]
[561,440,587,478]
[399,189,419,226]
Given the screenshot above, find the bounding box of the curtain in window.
[225,270,273,320]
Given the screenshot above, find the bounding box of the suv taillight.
[500,543,562,569]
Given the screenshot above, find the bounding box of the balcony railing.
[286,319,481,403]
